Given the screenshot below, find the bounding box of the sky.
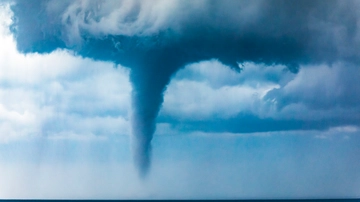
[0,0,360,199]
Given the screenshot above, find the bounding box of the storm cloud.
[9,0,360,176]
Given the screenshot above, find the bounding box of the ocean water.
[0,131,359,199]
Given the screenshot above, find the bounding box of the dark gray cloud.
[161,112,360,134]
[9,0,360,176]
[12,0,360,66]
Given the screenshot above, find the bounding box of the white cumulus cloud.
[0,5,132,142]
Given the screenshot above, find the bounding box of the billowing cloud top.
[11,0,360,68]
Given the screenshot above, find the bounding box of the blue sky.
[0,1,360,199]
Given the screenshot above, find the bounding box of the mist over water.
[0,132,359,199]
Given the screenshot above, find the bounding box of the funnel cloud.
[9,0,360,176]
